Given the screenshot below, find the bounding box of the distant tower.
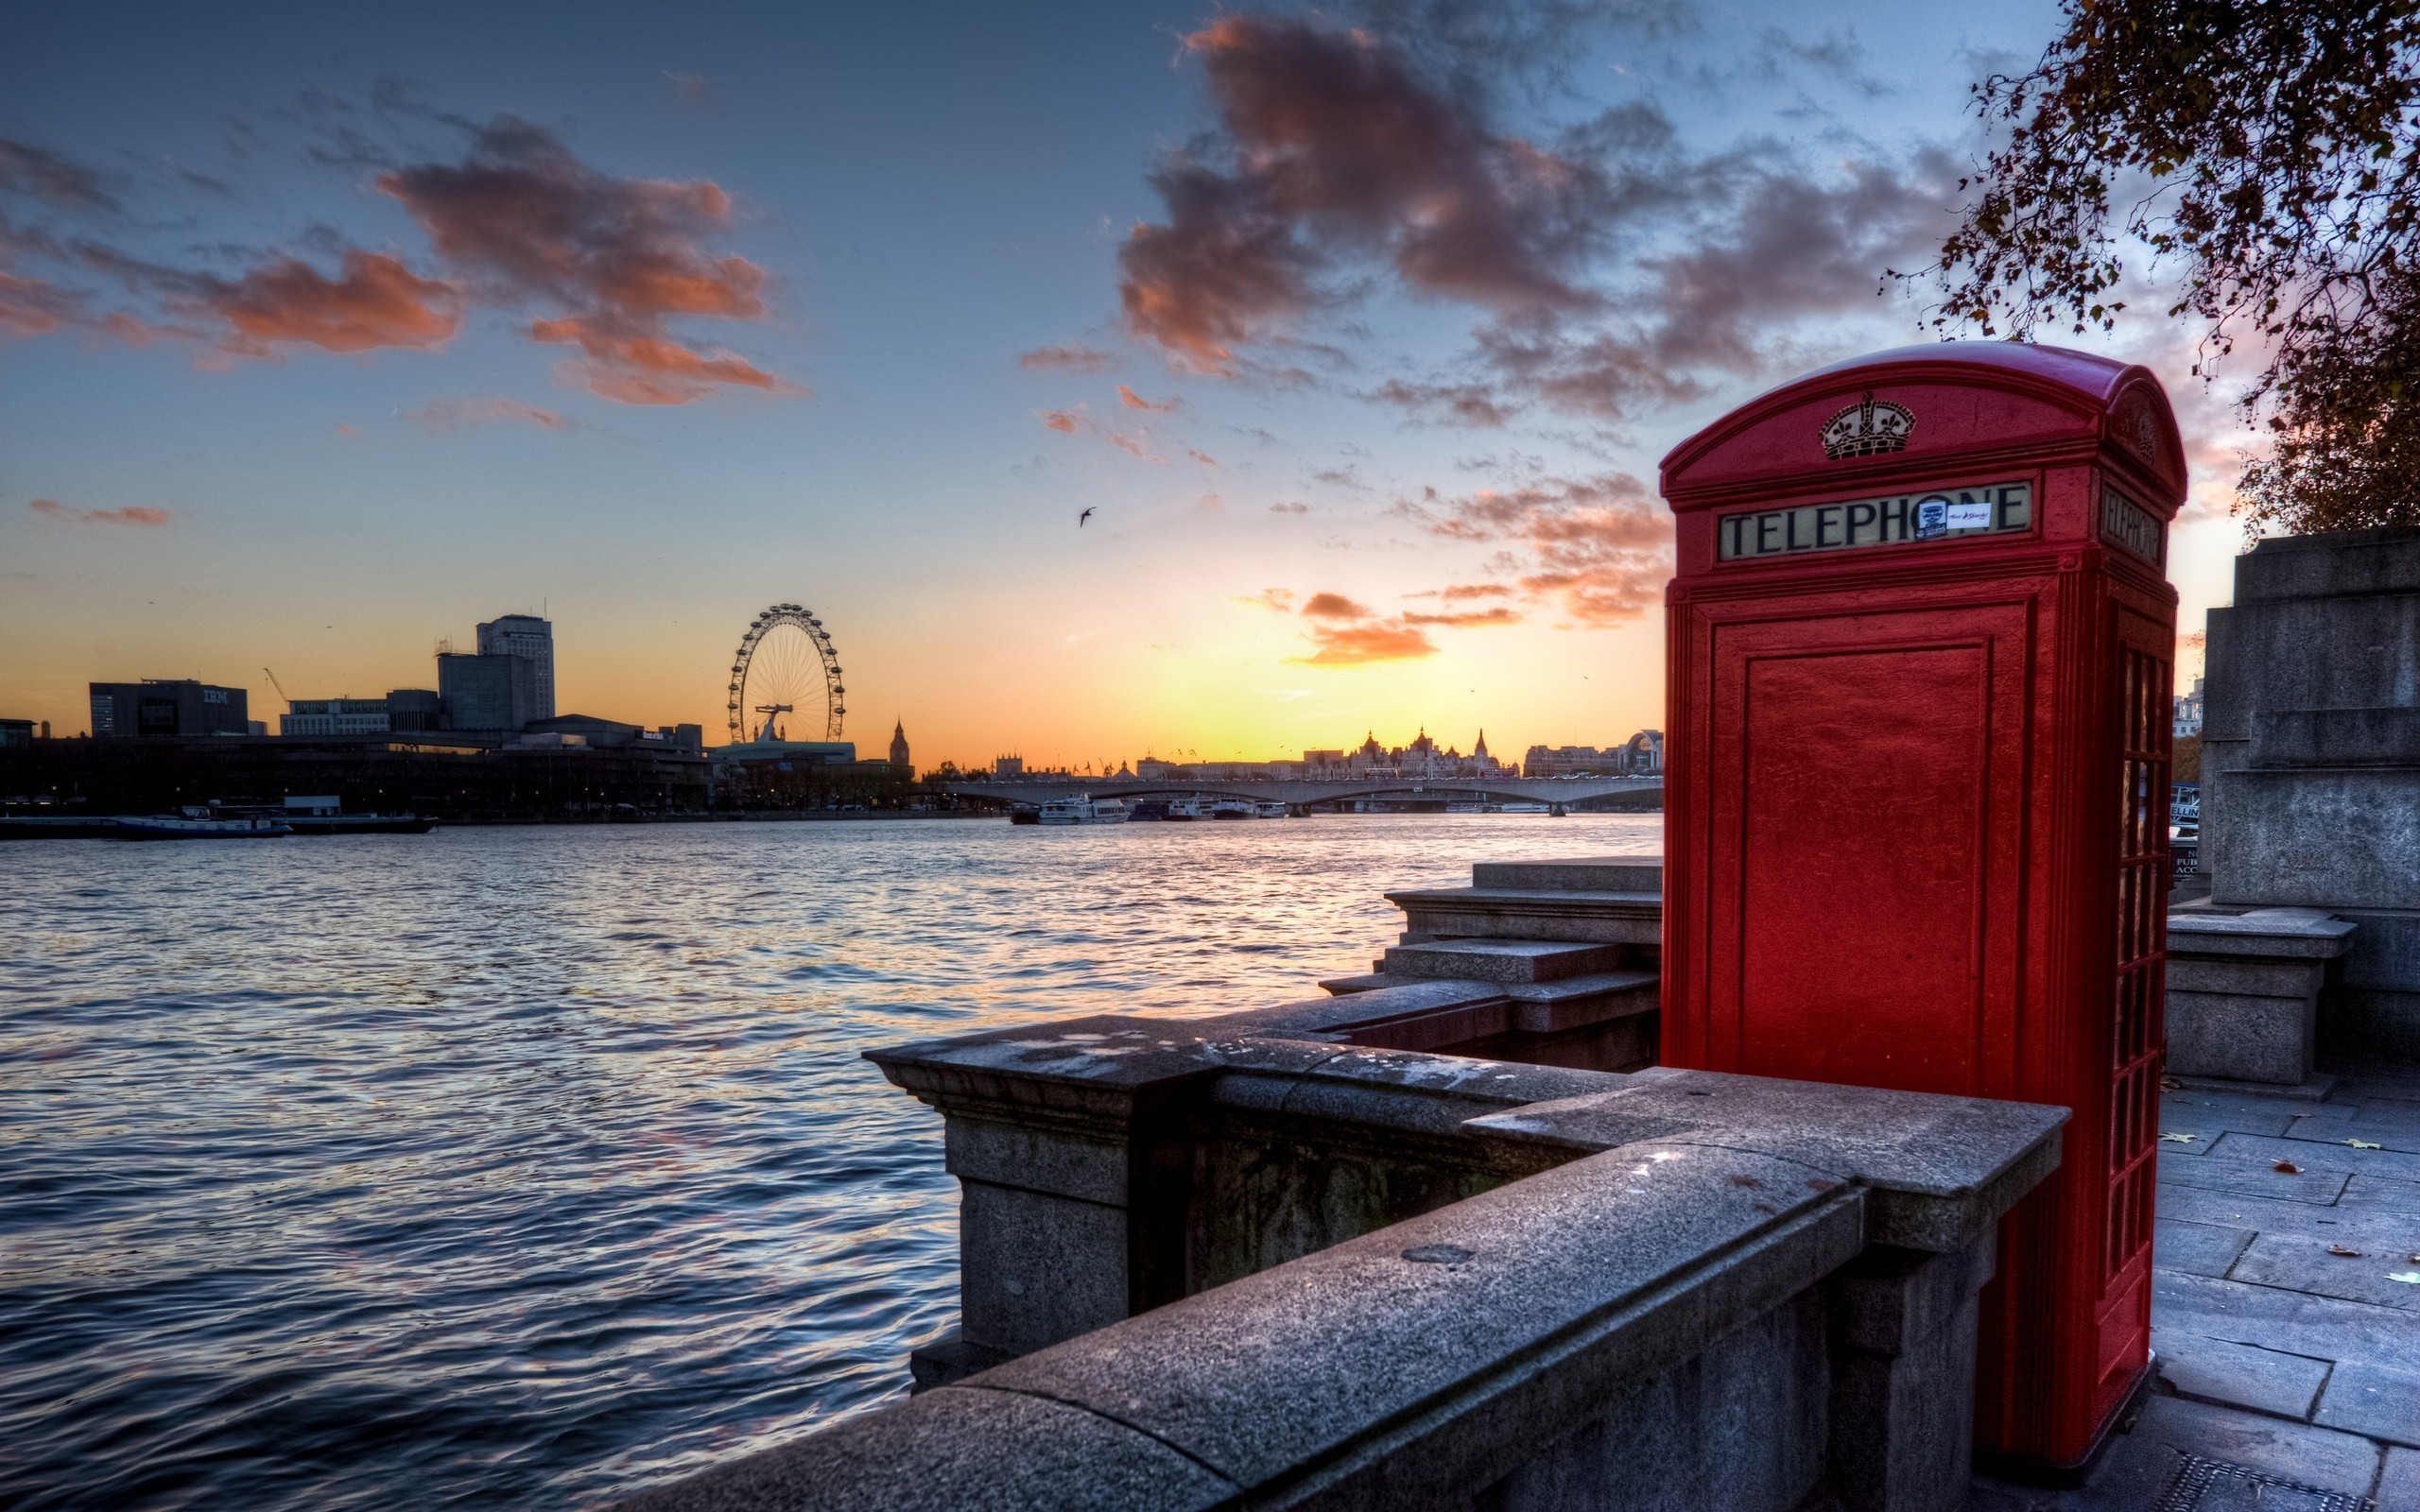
[890,718,910,767]
[476,613,555,720]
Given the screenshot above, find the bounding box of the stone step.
[1384,887,1663,947]
[1380,937,1627,985]
[1469,855,1663,893]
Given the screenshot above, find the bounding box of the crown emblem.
[1819,391,1914,459]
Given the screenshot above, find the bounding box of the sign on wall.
[1718,482,2032,561]
[2098,484,2168,568]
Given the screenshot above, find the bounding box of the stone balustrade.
[625,1011,2064,1512]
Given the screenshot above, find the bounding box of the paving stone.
[2158,1184,2420,1255]
[2292,1109,2420,1154]
[2154,1270,2420,1375]
[2161,1149,2352,1205]
[2207,1131,2420,1182]
[2338,1173,2420,1214]
[2234,1233,2420,1314]
[2377,1445,2420,1509]
[2156,1218,2257,1278]
[2151,1326,2328,1417]
[2124,1395,2382,1498]
[2312,1358,2420,1448]
[2017,1428,2185,1511]
[1467,856,1664,892]
[2144,1453,2377,1511]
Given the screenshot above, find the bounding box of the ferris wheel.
[728,603,845,744]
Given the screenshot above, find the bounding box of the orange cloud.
[1301,591,1372,619]
[335,422,358,437]
[1237,587,1296,610]
[188,250,460,355]
[1187,448,1220,467]
[377,117,788,404]
[29,498,170,526]
[1018,340,1117,372]
[1118,384,1176,412]
[1291,621,1438,665]
[411,395,575,432]
[1404,472,1673,626]
[1403,605,1521,627]
[1042,410,1080,433]
[1103,429,1161,462]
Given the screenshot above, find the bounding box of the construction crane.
[263,667,292,708]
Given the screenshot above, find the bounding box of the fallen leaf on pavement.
[2274,1160,2302,1173]
[2160,1075,2184,1091]
[2347,1139,2384,1149]
[2328,1245,2362,1257]
[2390,1272,2420,1285]
[2160,1132,2198,1143]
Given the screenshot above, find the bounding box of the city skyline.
[3,0,2242,763]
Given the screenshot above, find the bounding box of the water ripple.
[0,813,1658,1509]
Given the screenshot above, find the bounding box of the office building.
[89,679,249,737]
[281,697,391,737]
[476,614,555,720]
[438,652,541,731]
[387,689,442,732]
[0,718,33,750]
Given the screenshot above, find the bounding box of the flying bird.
[1079,507,1095,527]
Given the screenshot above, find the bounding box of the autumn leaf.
[2389,1272,2420,1286]
[2274,1160,2302,1174]
[2328,1244,2362,1257]
[2347,1139,2384,1149]
[2160,1132,2199,1143]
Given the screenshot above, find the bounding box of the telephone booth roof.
[1659,340,2186,510]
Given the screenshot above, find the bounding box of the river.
[0,813,1660,1509]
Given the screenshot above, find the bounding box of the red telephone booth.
[1658,342,2181,1469]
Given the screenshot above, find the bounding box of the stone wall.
[625,1016,2063,1512]
[2203,526,2420,1057]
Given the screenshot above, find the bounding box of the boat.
[1495,801,1549,815]
[1209,798,1254,820]
[101,810,291,840]
[1126,799,1169,822]
[1036,796,1128,825]
[1255,801,1290,818]
[1010,810,1041,825]
[1163,799,1204,821]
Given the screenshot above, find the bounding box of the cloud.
[1018,340,1117,371]
[29,497,170,526]
[1103,428,1160,461]
[375,116,789,404]
[664,70,716,107]
[1237,587,1297,610]
[0,138,119,210]
[1118,16,1624,372]
[185,249,461,355]
[1372,378,1515,427]
[1117,384,1176,412]
[1291,621,1439,664]
[335,422,358,437]
[1301,591,1373,619]
[1187,448,1220,467]
[411,395,575,431]
[1269,500,1309,513]
[1042,410,1080,433]
[1403,470,1671,624]
[1403,605,1522,627]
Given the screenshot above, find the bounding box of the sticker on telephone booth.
[1916,500,1948,539]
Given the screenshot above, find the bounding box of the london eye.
[728,604,845,744]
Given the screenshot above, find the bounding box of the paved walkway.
[1971,1061,2420,1509]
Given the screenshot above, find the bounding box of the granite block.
[614,1378,1238,1512]
[2313,1358,2420,1447]
[2168,957,2329,996]
[1468,856,1664,892]
[2152,1218,2255,1278]
[1380,937,1626,985]
[2292,1108,2420,1154]
[2156,1108,2298,1146]
[944,1115,1132,1205]
[965,1143,1863,1506]
[1205,980,1506,1031]
[958,1181,1131,1357]
[1384,888,1665,947]
[1465,1066,2066,1252]
[2155,1184,2420,1254]
[2124,1395,2383,1498]
[2168,988,2318,1085]
[2377,1446,2420,1509]
[2150,1327,2327,1418]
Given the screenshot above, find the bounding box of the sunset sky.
[2,0,2248,767]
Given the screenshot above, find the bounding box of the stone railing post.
[867,1018,1221,1383]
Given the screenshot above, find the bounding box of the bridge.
[935,775,1663,812]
